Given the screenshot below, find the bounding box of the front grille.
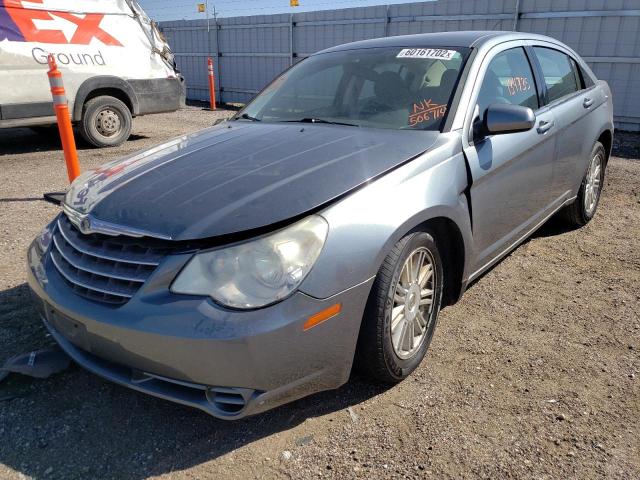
[50,214,175,305]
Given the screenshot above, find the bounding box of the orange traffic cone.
[47,54,80,182]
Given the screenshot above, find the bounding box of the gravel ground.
[0,107,638,480]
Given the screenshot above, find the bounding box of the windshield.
[238,46,470,131]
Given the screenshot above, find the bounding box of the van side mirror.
[483,104,536,135]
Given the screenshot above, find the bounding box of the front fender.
[300,133,472,299]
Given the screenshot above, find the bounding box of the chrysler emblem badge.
[62,204,171,240]
[79,216,92,234]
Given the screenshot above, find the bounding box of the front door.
[463,46,558,277]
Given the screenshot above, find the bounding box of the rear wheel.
[79,95,132,148]
[560,141,606,226]
[356,231,443,383]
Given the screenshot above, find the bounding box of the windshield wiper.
[236,113,261,122]
[280,117,359,127]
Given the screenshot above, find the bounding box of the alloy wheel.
[584,152,603,216]
[390,247,437,359]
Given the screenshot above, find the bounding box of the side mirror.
[483,103,536,135]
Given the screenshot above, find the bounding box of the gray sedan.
[27,31,613,419]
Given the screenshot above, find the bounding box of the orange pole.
[47,54,80,182]
[207,56,217,111]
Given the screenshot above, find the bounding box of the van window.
[533,47,580,103]
[476,47,538,117]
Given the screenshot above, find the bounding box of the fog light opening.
[206,386,257,415]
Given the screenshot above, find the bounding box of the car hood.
[64,122,440,241]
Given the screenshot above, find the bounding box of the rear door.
[531,45,600,198]
[462,44,558,277]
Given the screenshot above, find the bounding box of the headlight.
[171,215,328,309]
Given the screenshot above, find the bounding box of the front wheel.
[356,231,444,383]
[79,95,132,148]
[560,141,606,226]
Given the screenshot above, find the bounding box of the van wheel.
[79,96,132,148]
[355,231,444,383]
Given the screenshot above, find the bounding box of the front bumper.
[27,229,373,419]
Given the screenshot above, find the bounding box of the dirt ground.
[0,107,638,480]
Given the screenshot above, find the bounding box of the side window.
[578,63,595,88]
[476,47,538,117]
[569,58,583,89]
[533,47,580,103]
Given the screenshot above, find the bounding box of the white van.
[0,0,185,147]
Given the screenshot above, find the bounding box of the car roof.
[315,31,552,54]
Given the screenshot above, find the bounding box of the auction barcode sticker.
[397,48,456,60]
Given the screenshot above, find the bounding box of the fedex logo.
[0,0,122,46]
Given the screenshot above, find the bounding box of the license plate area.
[45,304,91,352]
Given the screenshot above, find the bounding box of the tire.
[560,141,606,227]
[79,95,132,148]
[356,230,444,383]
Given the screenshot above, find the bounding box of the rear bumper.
[27,230,373,419]
[128,77,186,116]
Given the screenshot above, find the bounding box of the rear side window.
[533,47,580,103]
[476,47,538,117]
[579,63,595,88]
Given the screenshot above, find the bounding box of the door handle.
[537,120,554,134]
[583,97,594,108]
